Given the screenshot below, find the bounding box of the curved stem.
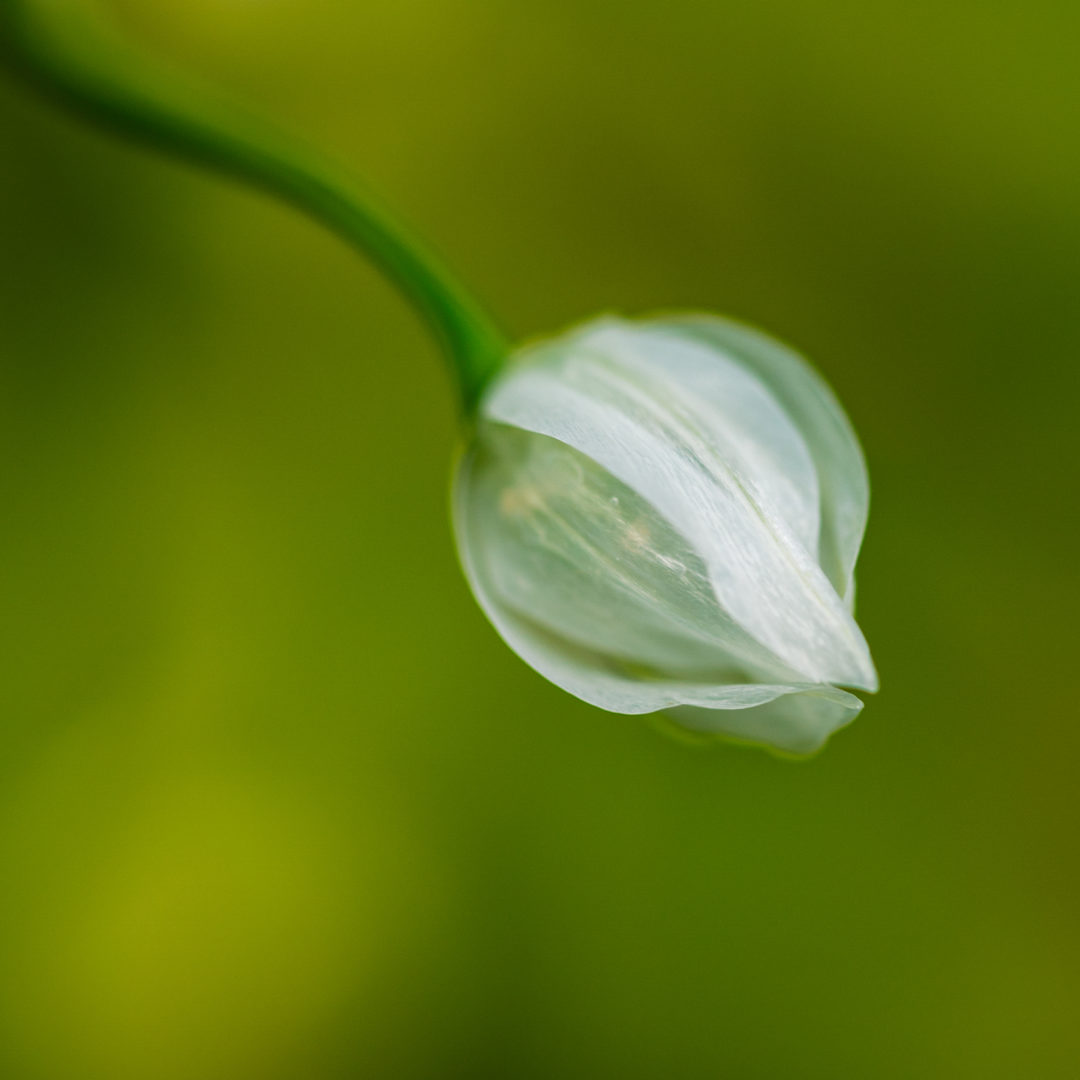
[0,0,508,413]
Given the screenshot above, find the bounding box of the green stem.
[0,0,508,413]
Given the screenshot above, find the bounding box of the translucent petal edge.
[653,313,871,604]
[455,447,864,754]
[479,346,877,691]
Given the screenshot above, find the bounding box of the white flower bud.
[453,315,878,755]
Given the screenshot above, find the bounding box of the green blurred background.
[2,1,1078,1077]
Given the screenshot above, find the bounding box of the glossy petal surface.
[454,314,877,754]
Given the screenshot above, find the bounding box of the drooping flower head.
[4,2,878,757]
[454,315,877,755]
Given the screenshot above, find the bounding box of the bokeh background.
[2,1,1079,1077]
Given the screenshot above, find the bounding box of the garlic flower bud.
[453,315,878,755]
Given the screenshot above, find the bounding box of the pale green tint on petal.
[481,322,877,690]
[666,686,864,757]
[582,320,822,560]
[457,428,797,684]
[452,493,852,755]
[660,314,870,605]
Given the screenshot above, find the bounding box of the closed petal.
[658,314,870,605]
[666,686,864,756]
[453,509,856,755]
[480,322,877,691]
[583,319,822,559]
[455,431,794,684]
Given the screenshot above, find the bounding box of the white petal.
[481,321,877,691]
[584,319,822,559]
[455,432,794,683]
[657,314,870,605]
[666,686,864,756]
[453,502,858,755]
